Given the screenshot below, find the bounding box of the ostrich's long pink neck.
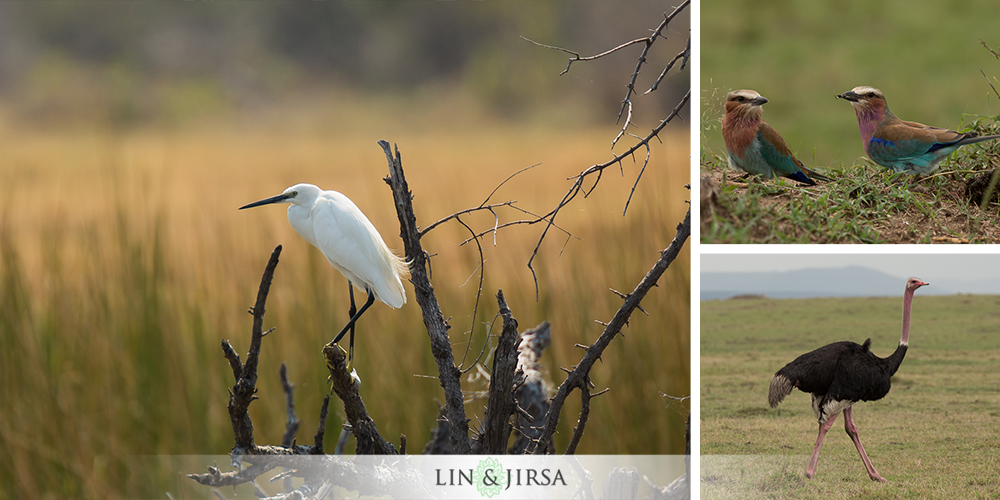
[900,288,915,346]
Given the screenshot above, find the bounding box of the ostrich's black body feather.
[769,338,907,422]
[765,277,927,482]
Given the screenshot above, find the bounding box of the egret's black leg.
[347,282,357,361]
[332,287,375,362]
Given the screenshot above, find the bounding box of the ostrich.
[768,277,929,482]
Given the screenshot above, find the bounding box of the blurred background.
[0,2,690,498]
[701,0,1000,171]
[702,254,1000,299]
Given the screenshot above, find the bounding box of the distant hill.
[699,265,997,301]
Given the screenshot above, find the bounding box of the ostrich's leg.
[805,413,838,479]
[843,407,887,482]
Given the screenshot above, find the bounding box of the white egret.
[240,183,408,359]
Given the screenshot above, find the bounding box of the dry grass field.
[0,93,690,498]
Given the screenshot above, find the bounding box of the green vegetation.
[1,2,688,130]
[701,2,1000,243]
[701,295,1000,499]
[701,111,1000,243]
[702,1,1000,169]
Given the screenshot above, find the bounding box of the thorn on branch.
[610,288,648,316]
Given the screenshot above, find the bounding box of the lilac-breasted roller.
[838,86,1000,175]
[721,89,829,185]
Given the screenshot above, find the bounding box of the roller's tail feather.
[802,166,831,182]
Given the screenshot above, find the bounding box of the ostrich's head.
[906,277,929,291]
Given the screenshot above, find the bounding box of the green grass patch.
[702,295,1000,499]
[700,120,1000,243]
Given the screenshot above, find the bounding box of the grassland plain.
[0,95,690,498]
[701,295,1000,499]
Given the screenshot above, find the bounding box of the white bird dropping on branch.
[240,183,408,358]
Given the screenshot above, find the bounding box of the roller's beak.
[751,96,768,106]
[239,193,291,210]
[837,91,860,102]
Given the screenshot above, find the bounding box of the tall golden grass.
[0,98,689,498]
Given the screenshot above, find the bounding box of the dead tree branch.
[323,344,397,454]
[380,140,472,454]
[416,163,549,371]
[523,1,689,128]
[453,215,487,371]
[194,455,432,499]
[190,246,332,488]
[418,201,517,237]
[510,322,554,454]
[521,2,690,298]
[279,363,299,448]
[565,386,598,455]
[190,247,411,495]
[531,203,691,454]
[313,395,329,454]
[479,290,521,454]
[520,0,689,81]
[519,88,689,298]
[228,244,282,455]
[613,1,691,125]
[647,35,690,95]
[188,461,276,488]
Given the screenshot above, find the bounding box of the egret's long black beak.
[239,193,290,210]
[837,91,860,102]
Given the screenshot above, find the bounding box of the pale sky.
[700,253,1000,282]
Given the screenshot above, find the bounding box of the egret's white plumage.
[240,183,408,353]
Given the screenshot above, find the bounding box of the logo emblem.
[475,457,507,497]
